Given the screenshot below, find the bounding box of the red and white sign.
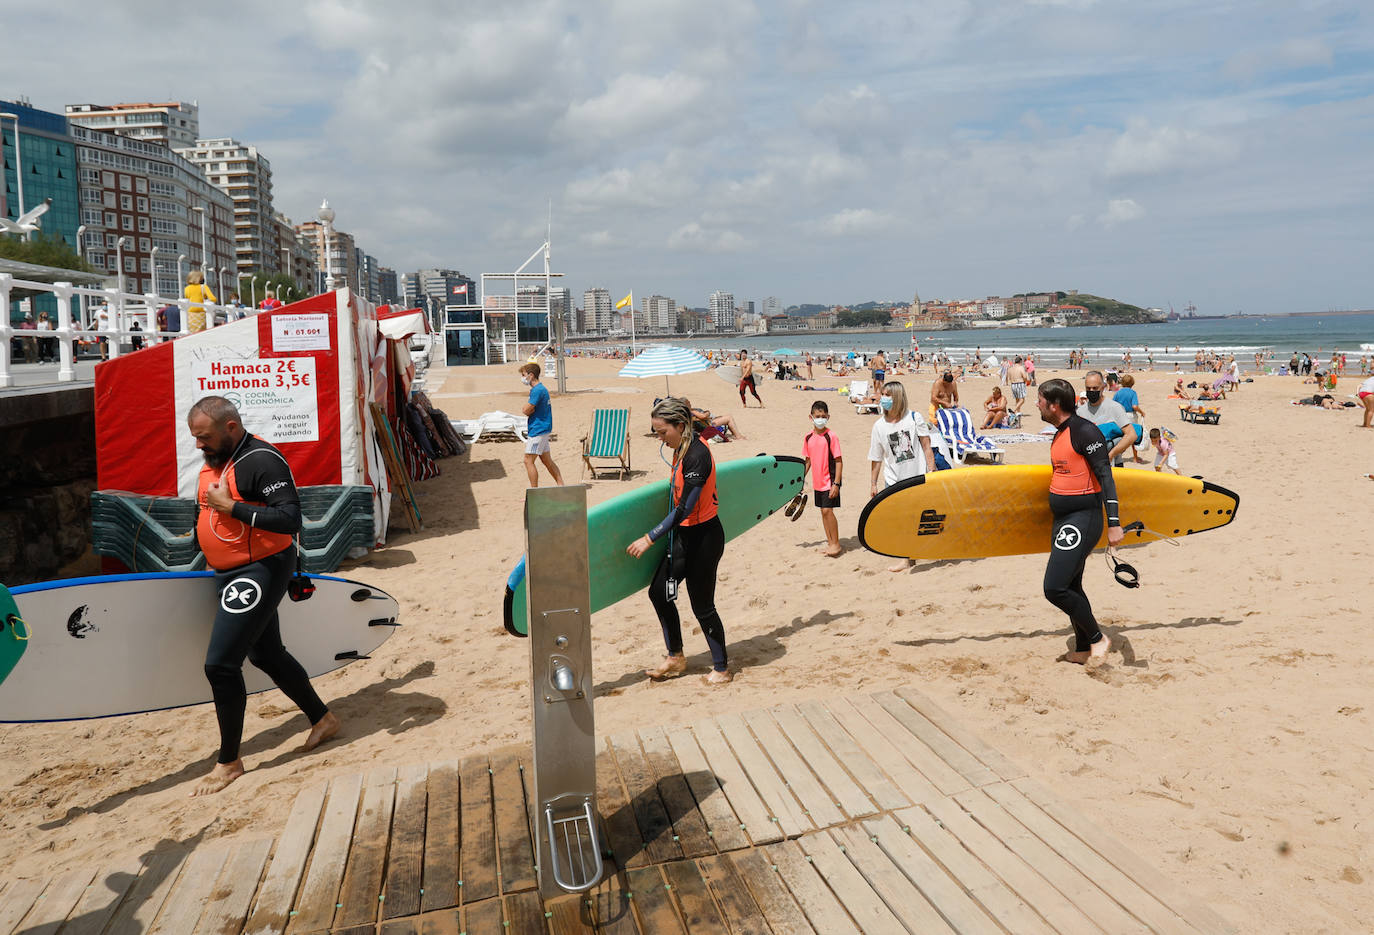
[452,284,468,295]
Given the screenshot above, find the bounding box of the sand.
[1,355,1371,932]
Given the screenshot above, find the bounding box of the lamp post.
[317,199,335,291]
[149,245,159,296]
[177,253,187,294]
[1,112,25,239]
[76,224,87,262]
[115,236,129,335]
[250,274,260,308]
[216,267,225,306]
[191,205,207,270]
[281,244,293,299]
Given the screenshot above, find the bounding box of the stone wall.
[0,386,96,586]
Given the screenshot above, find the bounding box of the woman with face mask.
[868,382,938,572]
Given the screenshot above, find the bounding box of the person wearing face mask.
[869,381,937,572]
[801,401,844,557]
[518,362,564,487]
[1079,370,1137,467]
[929,368,960,423]
[626,397,731,685]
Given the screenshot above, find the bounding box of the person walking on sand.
[187,396,339,795]
[519,361,564,487]
[802,401,844,557]
[627,398,732,685]
[738,351,763,407]
[1036,379,1123,665]
[929,368,959,423]
[1005,356,1028,413]
[1359,374,1374,428]
[869,381,936,572]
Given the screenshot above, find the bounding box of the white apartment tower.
[709,290,735,332]
[177,138,277,275]
[762,296,782,317]
[641,295,676,332]
[583,287,612,332]
[66,101,200,150]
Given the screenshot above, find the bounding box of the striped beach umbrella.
[617,344,711,393]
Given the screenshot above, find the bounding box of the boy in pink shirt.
[801,401,844,557]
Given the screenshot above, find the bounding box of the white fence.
[1,273,244,387]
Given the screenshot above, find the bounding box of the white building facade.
[66,101,200,150]
[177,138,277,275]
[709,290,735,332]
[583,288,612,332]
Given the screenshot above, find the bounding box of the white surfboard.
[0,571,399,722]
[715,363,742,385]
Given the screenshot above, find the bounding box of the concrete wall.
[0,386,96,585]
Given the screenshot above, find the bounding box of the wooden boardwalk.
[0,686,1234,934]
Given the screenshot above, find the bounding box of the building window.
[103,191,115,208]
[135,178,147,193]
[104,211,116,226]
[122,216,133,231]
[120,194,132,210]
[105,233,116,247]
[102,171,114,187]
[138,218,149,232]
[119,174,132,191]
[124,257,135,272]
[139,237,150,252]
[136,197,147,212]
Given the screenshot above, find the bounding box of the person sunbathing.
[1170,378,1192,399]
[980,387,1009,429]
[692,406,746,440]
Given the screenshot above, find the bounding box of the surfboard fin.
[367,617,400,627]
[504,586,527,638]
[335,650,371,661]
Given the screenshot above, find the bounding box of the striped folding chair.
[936,407,1006,464]
[581,408,632,479]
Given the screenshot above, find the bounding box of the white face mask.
[813,417,828,428]
[521,374,532,385]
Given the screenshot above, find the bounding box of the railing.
[0,273,237,387]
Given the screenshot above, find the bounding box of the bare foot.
[191,760,244,796]
[1062,650,1091,665]
[702,669,733,686]
[302,711,340,752]
[824,545,843,558]
[1087,634,1112,665]
[645,653,687,681]
[888,559,914,573]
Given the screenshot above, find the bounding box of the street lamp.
[115,236,129,335]
[177,253,187,294]
[216,267,225,306]
[149,245,159,296]
[1,112,26,240]
[191,204,208,271]
[317,199,335,291]
[281,244,293,298]
[250,273,261,308]
[76,224,87,262]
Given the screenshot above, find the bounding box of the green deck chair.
[581,407,631,479]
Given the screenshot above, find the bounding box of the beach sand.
[1,356,1371,932]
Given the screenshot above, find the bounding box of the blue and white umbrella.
[618,344,711,393]
[771,347,802,356]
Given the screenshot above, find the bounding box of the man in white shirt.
[1079,370,1137,466]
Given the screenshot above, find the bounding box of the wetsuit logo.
[67,605,99,638]
[1054,524,1082,550]
[917,508,946,536]
[221,578,263,614]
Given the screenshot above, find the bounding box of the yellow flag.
[615,293,632,309]
[904,319,914,328]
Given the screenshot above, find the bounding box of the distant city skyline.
[3,1,1371,316]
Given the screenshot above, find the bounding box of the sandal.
[789,495,808,523]
[783,491,806,518]
[645,654,687,680]
[702,669,733,686]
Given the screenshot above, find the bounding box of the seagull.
[0,197,52,235]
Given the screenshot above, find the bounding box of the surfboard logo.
[1054,524,1082,550]
[917,508,946,536]
[221,578,263,614]
[67,606,99,638]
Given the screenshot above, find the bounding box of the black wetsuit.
[1044,415,1121,653]
[646,437,728,672]
[199,434,328,764]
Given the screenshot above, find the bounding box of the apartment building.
[709,290,735,332]
[583,288,612,333]
[178,138,277,275]
[66,101,200,150]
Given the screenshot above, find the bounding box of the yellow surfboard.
[858,466,1238,560]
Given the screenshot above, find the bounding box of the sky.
[3,0,1372,315]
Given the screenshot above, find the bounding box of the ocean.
[653,312,1374,369]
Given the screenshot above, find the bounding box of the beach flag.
[615,293,632,309]
[452,284,467,295]
[904,320,914,328]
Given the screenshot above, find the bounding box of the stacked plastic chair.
[91,486,375,574]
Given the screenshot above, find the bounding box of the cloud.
[1104,119,1239,178]
[557,72,709,144]
[667,222,753,253]
[1224,36,1335,82]
[817,208,896,236]
[1098,198,1145,227]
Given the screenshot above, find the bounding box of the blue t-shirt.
[527,382,553,437]
[1113,387,1139,414]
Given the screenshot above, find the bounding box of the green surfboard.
[503,454,804,636]
[0,584,29,686]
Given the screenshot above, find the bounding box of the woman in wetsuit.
[1036,379,1124,664]
[626,397,732,685]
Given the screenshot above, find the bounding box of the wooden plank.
[983,783,1197,935]
[759,841,858,935]
[1013,777,1237,935]
[742,708,846,828]
[696,854,770,935]
[105,851,186,935]
[923,795,1100,935]
[415,907,462,934]
[370,401,422,532]
[503,890,549,935]
[490,746,538,894]
[661,860,727,934]
[714,713,811,838]
[288,770,364,934]
[193,838,273,935]
[421,760,461,913]
[689,720,782,846]
[147,845,230,935]
[245,782,328,935]
[796,700,910,812]
[894,686,1026,781]
[58,862,142,935]
[336,766,398,928]
[597,741,652,869]
[637,727,717,858]
[663,726,751,853]
[383,762,430,919]
[591,871,641,935]
[378,919,421,935]
[823,697,943,806]
[727,849,816,935]
[459,753,499,903]
[0,877,44,935]
[829,824,959,934]
[6,868,94,935]
[770,704,877,819]
[862,814,1018,935]
[607,732,684,866]
[463,896,505,934]
[795,832,910,935]
[625,867,685,934]
[849,694,972,796]
[872,691,1000,788]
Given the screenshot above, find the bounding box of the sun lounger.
[1179,404,1221,424]
[849,380,879,414]
[936,407,1006,464]
[451,411,530,443]
[581,407,631,479]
